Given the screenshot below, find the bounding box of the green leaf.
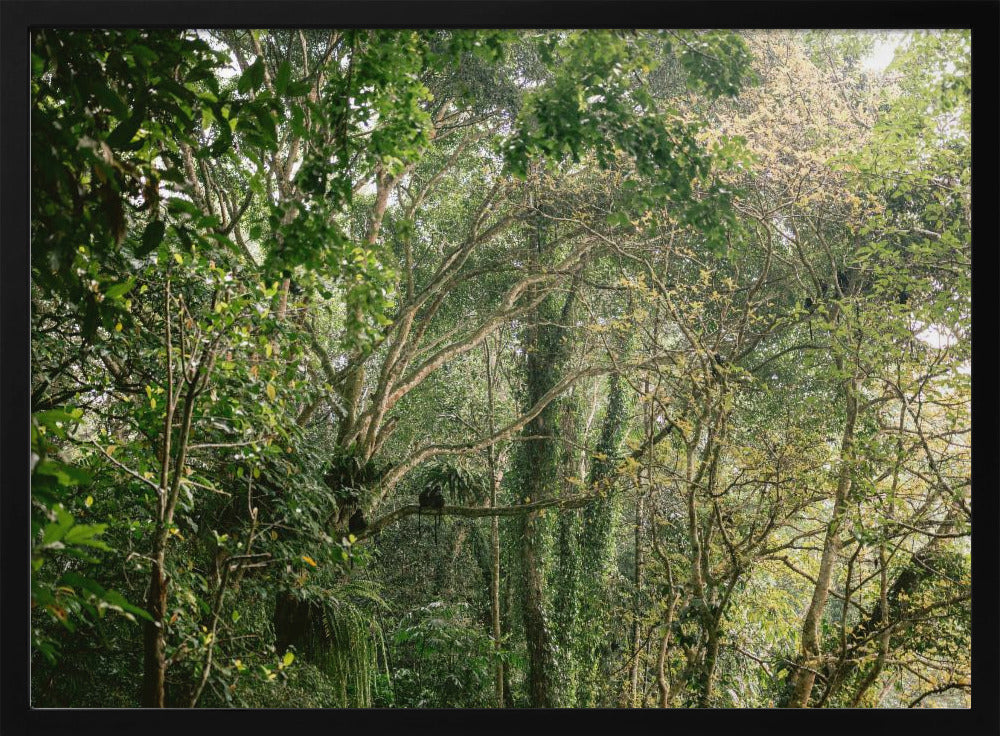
[41,506,75,545]
[105,96,148,149]
[93,83,128,119]
[34,459,91,486]
[102,590,154,621]
[104,278,135,300]
[63,522,110,549]
[239,58,265,95]
[34,407,84,431]
[606,211,630,227]
[274,61,291,96]
[105,116,143,149]
[137,221,166,257]
[210,130,233,157]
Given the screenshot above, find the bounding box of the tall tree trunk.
[785,374,857,707]
[575,366,630,706]
[491,508,504,707]
[515,190,578,707]
[520,509,556,707]
[484,339,504,708]
[502,567,516,707]
[142,281,180,708]
[552,383,582,705]
[698,618,721,707]
[516,317,566,707]
[141,551,168,707]
[655,590,680,707]
[553,509,580,705]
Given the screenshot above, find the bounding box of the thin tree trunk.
[143,384,200,707]
[699,620,721,707]
[848,543,891,707]
[628,494,645,706]
[655,585,681,707]
[490,504,504,707]
[142,279,176,708]
[501,568,516,707]
[786,374,857,707]
[141,550,168,707]
[142,278,212,707]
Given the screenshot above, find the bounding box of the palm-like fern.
[275,578,390,707]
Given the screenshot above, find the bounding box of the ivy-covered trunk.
[519,510,556,707]
[514,319,564,707]
[552,496,581,705]
[549,360,584,703]
[626,492,646,706]
[514,199,579,707]
[575,363,631,706]
[484,340,505,707]
[698,615,722,707]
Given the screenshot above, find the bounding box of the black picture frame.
[3,2,997,734]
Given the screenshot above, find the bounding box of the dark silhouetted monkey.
[837,269,851,295]
[348,509,367,536]
[418,484,445,543]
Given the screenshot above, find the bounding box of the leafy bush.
[384,601,496,708]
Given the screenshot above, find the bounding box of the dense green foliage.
[31,29,970,709]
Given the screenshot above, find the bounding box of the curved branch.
[358,493,602,541]
[907,681,970,708]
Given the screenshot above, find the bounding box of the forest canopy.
[30,28,970,709]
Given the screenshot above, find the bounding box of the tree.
[30,28,969,710]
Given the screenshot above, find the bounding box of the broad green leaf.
[104,278,135,300]
[137,221,166,257]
